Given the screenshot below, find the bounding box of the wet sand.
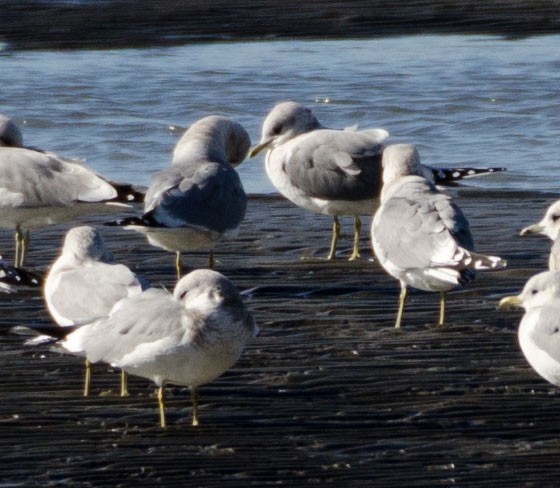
[1,189,560,486]
[3,1,560,50]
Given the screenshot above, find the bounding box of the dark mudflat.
[1,189,558,486]
[3,1,560,51]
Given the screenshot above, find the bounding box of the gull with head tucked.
[250,101,505,261]
[0,114,143,267]
[41,225,149,396]
[107,115,250,279]
[371,143,507,328]
[61,269,258,428]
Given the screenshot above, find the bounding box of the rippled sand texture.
[1,189,559,486]
[4,1,560,50]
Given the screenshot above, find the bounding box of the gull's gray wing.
[274,129,385,201]
[0,147,116,206]
[144,162,246,233]
[523,304,560,370]
[47,262,145,325]
[75,288,186,365]
[373,176,474,269]
[550,239,560,271]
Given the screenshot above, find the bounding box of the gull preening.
[371,143,507,328]
[106,115,250,279]
[499,271,560,387]
[43,226,149,396]
[0,114,143,267]
[250,101,505,261]
[520,200,560,270]
[61,269,258,428]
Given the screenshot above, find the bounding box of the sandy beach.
[1,188,560,485]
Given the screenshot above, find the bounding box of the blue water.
[0,35,559,194]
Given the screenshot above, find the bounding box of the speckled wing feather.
[143,162,246,232]
[275,129,385,201]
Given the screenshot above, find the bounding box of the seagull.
[520,200,560,270]
[371,143,507,328]
[42,225,149,396]
[61,269,258,428]
[0,114,143,267]
[106,115,250,279]
[250,101,505,261]
[499,271,560,388]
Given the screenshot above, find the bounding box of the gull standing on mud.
[107,116,250,279]
[250,101,505,261]
[499,271,560,388]
[371,144,506,328]
[0,114,142,267]
[61,269,258,428]
[520,200,560,270]
[43,226,148,396]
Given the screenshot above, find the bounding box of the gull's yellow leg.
[175,251,182,280]
[120,370,129,397]
[438,292,447,327]
[191,387,199,427]
[83,359,91,397]
[157,385,166,428]
[14,226,22,268]
[326,216,341,260]
[395,285,408,329]
[14,226,30,267]
[349,216,362,261]
[21,229,30,267]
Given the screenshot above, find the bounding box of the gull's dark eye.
[552,214,560,222]
[179,290,188,299]
[271,124,282,136]
[531,289,539,295]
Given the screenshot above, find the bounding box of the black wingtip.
[103,216,147,227]
[109,182,146,203]
[0,263,42,288]
[431,166,507,184]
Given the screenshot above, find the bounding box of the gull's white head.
[381,143,423,185]
[174,269,258,336]
[499,270,560,311]
[520,200,560,241]
[0,114,23,148]
[62,226,113,263]
[249,101,322,157]
[172,115,251,167]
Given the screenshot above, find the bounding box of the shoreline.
[3,1,560,51]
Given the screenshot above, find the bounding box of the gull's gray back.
[373,175,473,269]
[273,128,386,201]
[144,116,249,232]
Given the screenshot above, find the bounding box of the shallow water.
[0,35,559,194]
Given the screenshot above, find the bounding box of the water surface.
[0,35,558,194]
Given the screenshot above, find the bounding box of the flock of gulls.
[0,101,558,428]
